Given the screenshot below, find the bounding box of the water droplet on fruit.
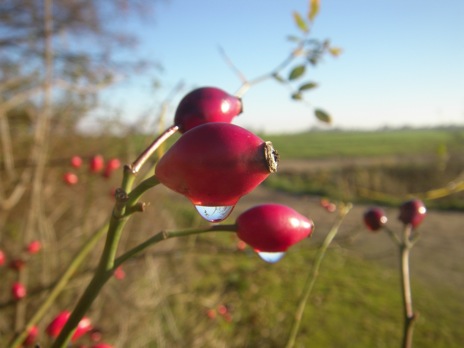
[256,251,286,263]
[195,205,234,222]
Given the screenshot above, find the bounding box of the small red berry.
[63,172,78,185]
[46,311,91,341]
[217,304,228,316]
[46,311,70,338]
[174,87,242,133]
[73,316,92,341]
[0,249,5,266]
[103,158,121,178]
[236,240,247,251]
[89,155,104,173]
[206,308,217,319]
[70,155,83,168]
[398,199,426,229]
[12,282,27,300]
[26,240,42,254]
[23,325,39,346]
[236,204,314,252]
[9,258,25,271]
[155,123,278,211]
[363,207,388,232]
[113,265,126,280]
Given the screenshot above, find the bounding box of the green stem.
[400,224,416,348]
[115,224,237,267]
[285,203,352,348]
[8,222,109,348]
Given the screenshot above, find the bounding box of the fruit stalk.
[130,125,179,174]
[399,224,416,348]
[285,203,352,348]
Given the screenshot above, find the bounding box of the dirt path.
[236,185,464,299]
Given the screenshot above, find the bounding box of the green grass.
[162,233,464,347]
[262,127,464,159]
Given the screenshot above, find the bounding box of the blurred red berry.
[46,311,92,341]
[89,155,104,173]
[73,316,93,341]
[206,308,217,319]
[88,328,103,342]
[23,325,39,346]
[46,311,70,338]
[325,202,337,213]
[0,249,5,266]
[363,207,388,232]
[236,240,247,251]
[12,282,27,300]
[26,240,42,254]
[217,304,228,316]
[398,199,426,229]
[63,172,78,185]
[103,158,121,179]
[70,155,83,168]
[9,258,25,271]
[113,265,126,280]
[319,198,330,208]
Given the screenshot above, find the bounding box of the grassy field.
[256,127,464,210]
[262,127,464,159]
[2,126,463,347]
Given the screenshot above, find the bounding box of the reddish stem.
[129,124,179,174]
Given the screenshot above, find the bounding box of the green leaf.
[308,0,320,22]
[288,65,306,80]
[293,11,308,33]
[298,82,318,91]
[314,109,332,124]
[272,73,285,83]
[291,92,303,100]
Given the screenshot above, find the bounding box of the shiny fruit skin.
[398,199,426,228]
[155,123,277,206]
[174,87,242,133]
[363,207,388,231]
[236,204,314,252]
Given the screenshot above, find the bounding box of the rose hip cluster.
[154,87,315,258]
[363,199,427,232]
[63,155,121,186]
[0,240,42,303]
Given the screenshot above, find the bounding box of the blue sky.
[104,0,464,133]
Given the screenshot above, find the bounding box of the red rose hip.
[236,204,314,252]
[174,87,242,133]
[398,199,426,229]
[363,207,388,231]
[63,172,78,185]
[12,282,27,300]
[89,155,104,173]
[155,123,278,221]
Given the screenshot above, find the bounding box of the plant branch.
[115,224,237,267]
[129,125,179,174]
[8,222,109,348]
[400,224,416,348]
[285,203,352,348]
